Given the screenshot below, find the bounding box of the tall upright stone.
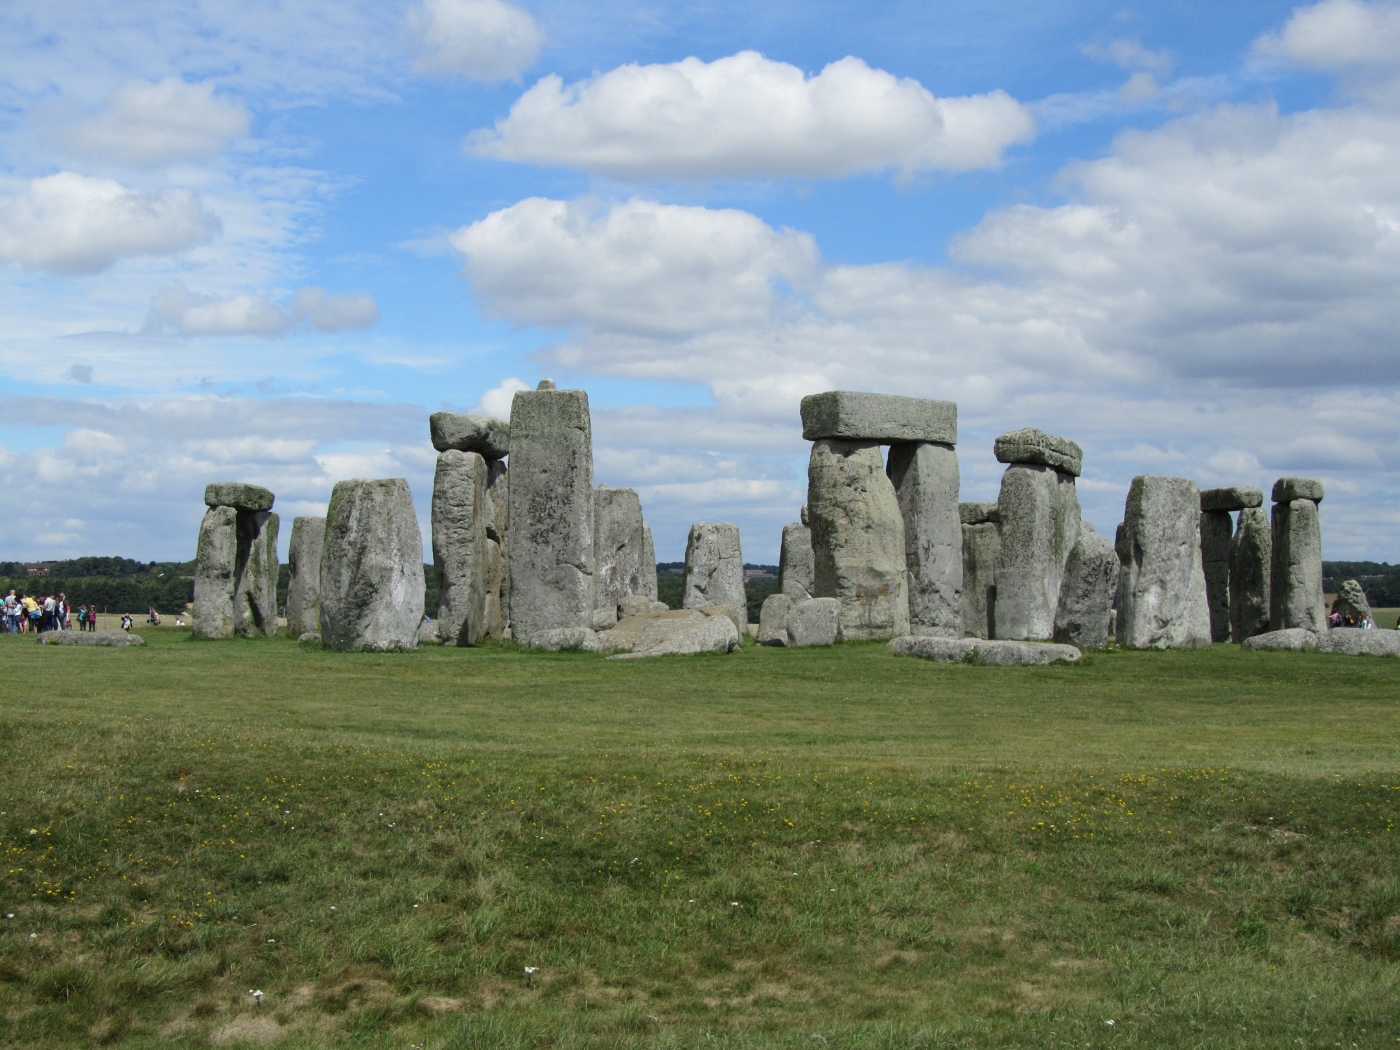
[482,459,509,639]
[639,524,658,601]
[1053,522,1119,649]
[887,442,962,637]
[779,522,815,600]
[1229,506,1271,643]
[1115,475,1211,649]
[960,502,1000,639]
[1270,478,1325,634]
[808,440,909,640]
[682,522,745,611]
[193,506,238,639]
[1200,511,1233,643]
[594,486,649,618]
[285,516,325,638]
[319,478,425,651]
[507,383,594,643]
[994,463,1080,641]
[432,449,488,646]
[193,481,278,640]
[233,510,279,637]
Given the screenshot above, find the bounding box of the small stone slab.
[993,429,1082,477]
[1200,486,1263,512]
[1272,477,1323,504]
[1316,628,1400,657]
[787,597,839,647]
[1241,628,1317,651]
[204,482,274,511]
[958,501,1000,525]
[39,630,144,647]
[429,412,510,459]
[889,636,1081,665]
[525,627,605,653]
[800,391,957,445]
[608,615,739,658]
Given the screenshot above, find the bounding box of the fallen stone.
[959,502,1000,525]
[297,631,321,644]
[808,439,909,640]
[285,516,325,640]
[602,609,702,653]
[1114,475,1211,649]
[1272,477,1324,504]
[608,614,739,658]
[525,626,604,653]
[319,477,426,651]
[428,412,510,459]
[1271,498,1326,634]
[682,522,745,611]
[758,593,793,645]
[994,463,1079,641]
[889,636,1081,665]
[1316,627,1400,657]
[1053,522,1119,649]
[800,391,957,445]
[960,521,1000,639]
[888,442,962,637]
[1200,486,1264,512]
[1332,579,1372,624]
[698,602,744,637]
[1200,509,1233,643]
[787,597,840,647]
[779,522,815,600]
[593,486,650,620]
[433,450,488,646]
[192,505,238,639]
[1230,506,1271,643]
[204,482,275,512]
[233,510,279,637]
[39,630,144,647]
[618,595,653,619]
[993,428,1083,477]
[1241,628,1317,651]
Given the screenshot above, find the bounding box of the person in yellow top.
[21,594,39,633]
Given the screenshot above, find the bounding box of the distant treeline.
[0,575,194,614]
[1323,561,1400,607]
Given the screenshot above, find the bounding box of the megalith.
[285,516,325,639]
[682,522,745,612]
[193,505,238,639]
[429,412,510,460]
[1333,579,1372,624]
[594,486,650,621]
[800,391,957,445]
[959,502,1000,639]
[507,383,594,644]
[887,441,962,637]
[1053,522,1120,649]
[1229,507,1271,643]
[233,510,279,637]
[1114,475,1211,649]
[993,455,1080,641]
[1270,478,1326,634]
[432,449,488,646]
[193,482,278,640]
[483,459,509,639]
[639,524,658,601]
[1200,486,1263,644]
[319,478,425,651]
[779,522,815,600]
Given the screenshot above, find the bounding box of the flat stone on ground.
[889,636,1081,665]
[993,429,1083,477]
[1200,486,1264,512]
[525,626,604,652]
[800,391,957,445]
[39,630,144,647]
[1316,627,1400,657]
[204,482,275,512]
[1241,628,1317,651]
[608,614,739,658]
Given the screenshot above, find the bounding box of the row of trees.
[1,574,194,614]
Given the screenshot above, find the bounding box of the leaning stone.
[233,510,279,638]
[526,626,604,653]
[1316,627,1400,657]
[787,597,840,647]
[889,636,1081,665]
[1230,506,1271,643]
[1332,580,1372,624]
[800,391,957,445]
[779,523,815,600]
[682,523,745,611]
[758,593,793,645]
[959,502,1000,525]
[507,387,595,642]
[993,429,1083,477]
[1200,486,1264,512]
[193,505,238,640]
[609,614,739,658]
[808,439,909,640]
[1241,628,1317,652]
[618,595,653,620]
[1270,499,1326,633]
[39,630,144,647]
[994,463,1079,641]
[698,603,744,637]
[593,486,650,620]
[1053,522,1119,649]
[319,478,426,651]
[888,442,962,637]
[428,412,510,459]
[204,482,275,512]
[1115,475,1211,649]
[433,450,488,646]
[285,516,325,639]
[639,524,659,600]
[961,521,1001,639]
[1272,477,1324,504]
[1200,509,1233,643]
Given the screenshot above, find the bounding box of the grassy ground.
[1,631,1398,1049]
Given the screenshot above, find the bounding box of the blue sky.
[2,0,1399,563]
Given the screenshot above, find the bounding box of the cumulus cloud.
[468,51,1035,179]
[145,283,381,336]
[407,0,543,81]
[1254,0,1400,69]
[289,287,381,331]
[0,172,219,274]
[470,376,530,419]
[57,78,251,166]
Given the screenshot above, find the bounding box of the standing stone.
[1053,522,1119,649]
[507,386,594,643]
[233,511,279,637]
[682,522,745,611]
[1271,491,1326,634]
[1229,507,1271,643]
[807,440,909,640]
[639,524,658,601]
[481,460,509,639]
[593,486,649,619]
[887,442,962,637]
[285,516,325,639]
[1115,475,1211,649]
[1200,510,1233,643]
[1333,579,1372,624]
[779,522,815,600]
[319,478,425,651]
[961,518,1001,640]
[432,449,488,646]
[994,463,1079,641]
[193,506,238,639]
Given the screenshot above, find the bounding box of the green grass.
[1,630,1399,1048]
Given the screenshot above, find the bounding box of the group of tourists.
[2,589,102,633]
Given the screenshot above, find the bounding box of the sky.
[2,0,1399,564]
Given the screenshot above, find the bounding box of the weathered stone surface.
[319,478,426,651]
[507,387,594,642]
[204,482,274,512]
[888,442,962,637]
[417,620,441,646]
[1318,627,1400,656]
[432,450,488,646]
[649,601,669,613]
[1242,628,1317,651]
[1230,506,1271,643]
[482,460,509,640]
[428,412,510,459]
[618,595,653,619]
[1272,477,1324,504]
[959,502,1000,525]
[800,391,957,445]
[1271,498,1326,634]
[1333,580,1372,624]
[682,522,745,611]
[698,602,744,637]
[609,613,739,658]
[779,523,814,600]
[787,597,840,647]
[298,631,320,644]
[994,463,1079,641]
[758,593,793,645]
[39,630,144,647]
[590,605,618,631]
[1200,486,1263,512]
[593,486,650,618]
[993,429,1083,477]
[961,521,1000,639]
[233,510,279,638]
[1200,509,1233,643]
[1115,475,1212,649]
[639,524,658,600]
[1053,522,1119,649]
[602,609,701,652]
[526,626,604,652]
[808,440,909,640]
[193,505,238,639]
[286,516,325,639]
[800,503,809,526]
[890,636,1081,665]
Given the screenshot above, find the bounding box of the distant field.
[1,632,1398,1048]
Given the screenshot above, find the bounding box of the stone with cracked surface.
[890,636,1081,665]
[233,510,279,638]
[593,486,650,619]
[526,626,605,652]
[787,597,840,647]
[1230,506,1271,643]
[993,428,1083,477]
[779,523,815,600]
[682,522,745,612]
[204,482,275,512]
[428,412,510,459]
[1053,522,1119,649]
[1200,486,1263,512]
[1115,475,1211,649]
[1270,498,1326,634]
[1332,579,1372,624]
[888,442,962,637]
[193,505,238,640]
[608,614,739,658]
[959,502,1000,525]
[285,516,325,640]
[433,450,488,646]
[758,593,793,645]
[994,463,1079,641]
[800,390,957,444]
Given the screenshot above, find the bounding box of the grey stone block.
[1332,580,1372,624]
[1200,509,1233,643]
[618,595,653,620]
[1272,477,1324,504]
[39,630,145,647]
[1241,628,1317,651]
[1230,506,1271,643]
[1053,522,1119,649]
[193,505,238,640]
[993,428,1083,477]
[286,516,325,640]
[1200,486,1263,512]
[800,391,957,444]
[682,522,745,611]
[233,510,278,638]
[758,593,793,645]
[779,523,814,600]
[433,450,488,646]
[787,597,840,647]
[1316,627,1400,656]
[1115,475,1211,649]
[698,602,744,637]
[888,442,962,637]
[593,486,650,617]
[609,614,739,658]
[639,524,658,600]
[959,502,1000,525]
[526,626,604,652]
[994,463,1079,641]
[889,636,1081,665]
[429,411,510,459]
[204,482,274,512]
[961,521,1000,639]
[1271,498,1326,633]
[482,460,509,639]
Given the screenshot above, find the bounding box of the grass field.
[1,631,1398,1049]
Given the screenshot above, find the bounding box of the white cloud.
[1254,0,1400,69]
[470,376,529,420]
[407,0,542,81]
[290,287,381,332]
[57,78,250,166]
[468,51,1035,179]
[146,282,380,336]
[0,172,219,274]
[1082,38,1175,76]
